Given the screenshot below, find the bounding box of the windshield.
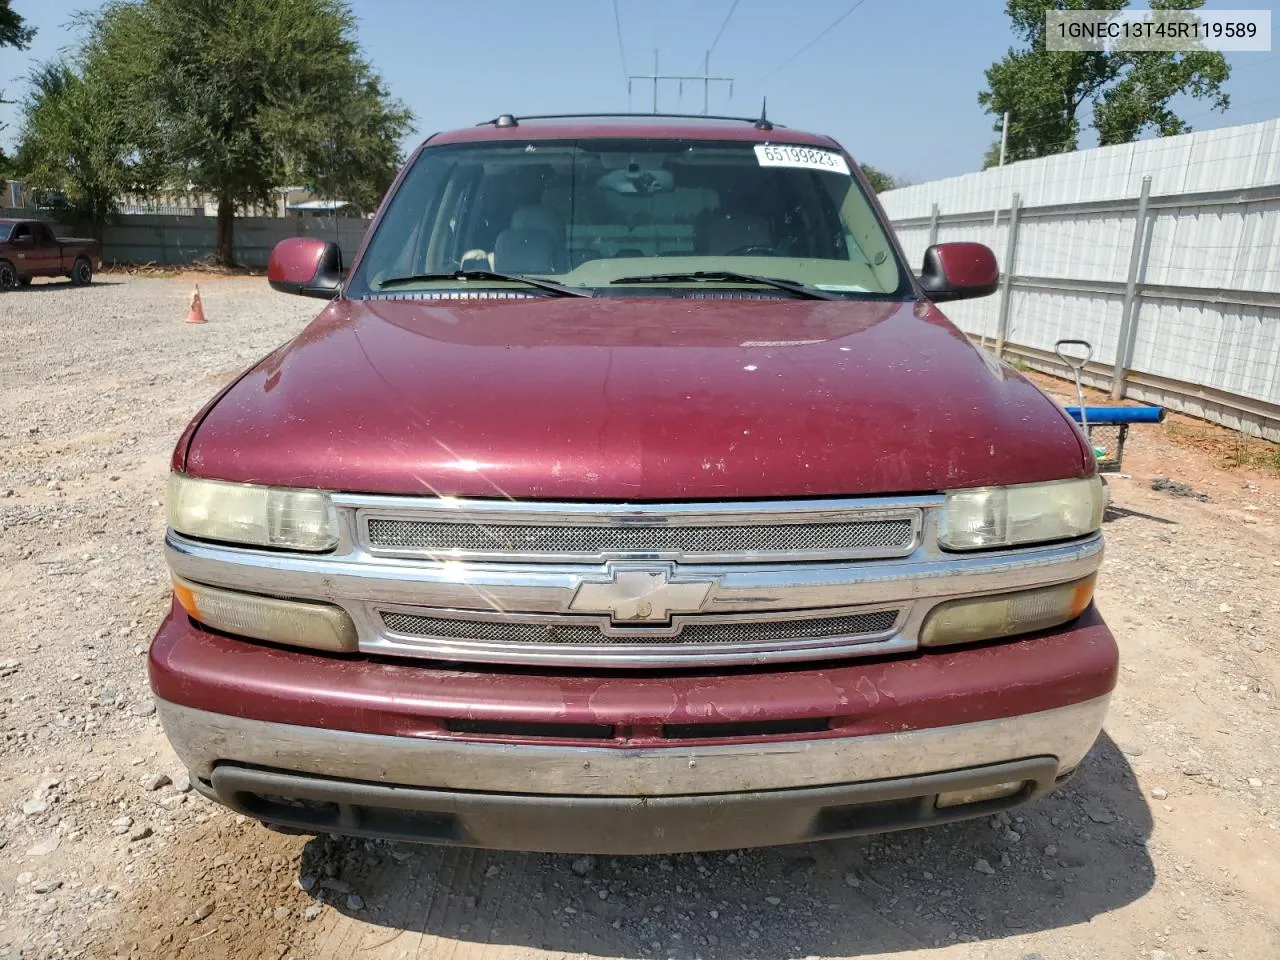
[0,224,11,243]
[348,138,909,298]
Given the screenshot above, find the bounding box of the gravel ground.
[1,275,1278,960]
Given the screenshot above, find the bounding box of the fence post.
[927,202,940,247]
[1111,175,1153,399]
[994,192,1022,358]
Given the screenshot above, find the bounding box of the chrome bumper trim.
[164,533,1103,615]
[165,529,1103,666]
[157,695,1109,797]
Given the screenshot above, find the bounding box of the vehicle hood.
[182,295,1091,499]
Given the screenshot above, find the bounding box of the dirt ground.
[1,276,1278,960]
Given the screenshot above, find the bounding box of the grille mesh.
[380,609,899,646]
[366,517,914,559]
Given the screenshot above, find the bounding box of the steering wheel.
[725,244,775,256]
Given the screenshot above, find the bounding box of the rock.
[1183,765,1204,777]
[973,858,996,875]
[484,864,500,878]
[1119,742,1145,757]
[1219,603,1233,614]
[1043,844,1058,857]
[1248,778,1264,787]
[26,834,60,857]
[159,795,185,811]
[22,798,50,816]
[1151,788,1169,800]
[843,872,861,888]
[304,905,323,921]
[765,896,781,905]
[132,699,156,717]
[17,872,34,885]
[36,900,57,916]
[128,824,152,842]
[597,888,609,900]
[191,902,214,923]
[1084,804,1116,824]
[297,874,317,892]
[143,772,170,791]
[110,815,134,835]
[172,771,191,793]
[345,894,364,911]
[1151,950,1173,960]
[1151,476,1210,502]
[33,879,62,894]
[1002,829,1021,843]
[570,855,595,876]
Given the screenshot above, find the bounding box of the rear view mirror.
[267,237,343,299]
[918,242,999,302]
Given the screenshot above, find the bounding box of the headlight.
[173,576,357,652]
[920,575,1096,648]
[937,476,1104,551]
[167,474,339,552]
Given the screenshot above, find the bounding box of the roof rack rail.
[476,112,786,128]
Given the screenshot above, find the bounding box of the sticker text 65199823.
[754,144,851,176]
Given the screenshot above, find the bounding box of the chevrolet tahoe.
[150,113,1116,854]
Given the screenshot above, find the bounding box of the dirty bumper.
[161,699,1102,853]
[150,604,1116,853]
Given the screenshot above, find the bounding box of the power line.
[759,0,871,83]
[708,0,740,56]
[612,0,629,88]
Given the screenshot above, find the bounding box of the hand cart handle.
[1054,339,1094,371]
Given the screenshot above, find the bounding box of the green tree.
[1,0,36,138]
[15,62,158,225]
[43,0,412,263]
[859,164,902,193]
[979,0,1229,167]
[0,0,35,50]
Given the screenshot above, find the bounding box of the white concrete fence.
[879,118,1280,442]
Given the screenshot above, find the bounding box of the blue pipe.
[1065,406,1165,425]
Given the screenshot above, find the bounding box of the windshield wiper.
[610,271,839,301]
[376,270,592,298]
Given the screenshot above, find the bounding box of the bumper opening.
[207,757,1060,855]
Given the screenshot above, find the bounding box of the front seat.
[492,206,566,274]
[695,211,773,256]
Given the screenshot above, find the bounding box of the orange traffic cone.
[186,284,206,324]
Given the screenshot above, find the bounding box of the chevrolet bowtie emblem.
[569,563,717,623]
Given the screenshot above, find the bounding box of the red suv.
[150,113,1115,854]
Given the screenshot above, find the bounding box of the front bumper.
[150,602,1116,852]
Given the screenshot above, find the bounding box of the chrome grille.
[380,609,900,646]
[365,516,916,562]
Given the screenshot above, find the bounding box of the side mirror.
[919,242,999,302]
[267,237,343,299]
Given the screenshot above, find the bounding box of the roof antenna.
[754,97,773,131]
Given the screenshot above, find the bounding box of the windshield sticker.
[754,144,851,175]
[814,283,871,292]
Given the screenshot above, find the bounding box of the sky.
[2,0,1279,184]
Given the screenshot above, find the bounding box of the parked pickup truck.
[0,218,101,289]
[151,114,1115,854]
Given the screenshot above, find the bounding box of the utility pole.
[993,111,1011,228]
[628,50,734,114]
